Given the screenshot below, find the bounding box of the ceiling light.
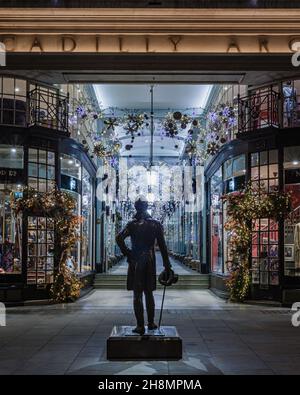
[11,148,16,153]
[15,87,20,92]
[68,159,74,165]
[293,161,299,165]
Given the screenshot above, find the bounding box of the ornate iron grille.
[238,88,280,134]
[29,87,69,133]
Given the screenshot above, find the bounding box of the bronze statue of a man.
[116,197,172,335]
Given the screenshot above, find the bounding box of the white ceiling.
[93,83,212,157]
[93,84,212,110]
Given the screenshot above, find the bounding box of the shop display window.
[210,168,223,273]
[223,155,246,272]
[27,216,54,285]
[284,146,300,277]
[251,150,278,192]
[0,184,22,274]
[81,168,93,272]
[250,150,279,286]
[251,218,279,286]
[0,145,24,169]
[282,79,300,128]
[28,148,56,192]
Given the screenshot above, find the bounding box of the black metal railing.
[28,87,69,133]
[238,88,280,134]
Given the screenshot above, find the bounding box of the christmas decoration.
[11,187,83,303]
[222,183,291,302]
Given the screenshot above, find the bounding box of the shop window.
[223,155,246,194]
[0,145,23,169]
[27,216,54,285]
[282,80,300,128]
[251,219,279,286]
[250,150,278,192]
[81,168,93,272]
[210,168,223,274]
[60,154,82,273]
[250,150,279,286]
[284,146,300,277]
[223,155,246,272]
[0,77,27,127]
[28,148,56,192]
[0,184,23,274]
[60,153,81,181]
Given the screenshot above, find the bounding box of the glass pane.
[38,164,47,179]
[28,162,38,177]
[39,150,47,164]
[28,177,37,189]
[251,152,259,167]
[269,150,278,164]
[48,151,55,165]
[28,148,38,162]
[47,165,55,180]
[260,151,268,165]
[0,145,24,169]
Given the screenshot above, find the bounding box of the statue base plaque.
[107,325,182,361]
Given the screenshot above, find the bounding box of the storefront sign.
[0,168,23,182]
[1,9,300,54]
[0,34,299,54]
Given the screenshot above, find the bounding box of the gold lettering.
[168,36,182,52]
[227,38,240,53]
[30,37,43,52]
[259,36,269,53]
[61,36,76,52]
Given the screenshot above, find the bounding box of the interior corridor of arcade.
[1,76,300,305]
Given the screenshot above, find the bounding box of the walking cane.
[157,269,178,329]
[158,284,167,328]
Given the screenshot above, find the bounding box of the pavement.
[109,253,197,276]
[0,288,299,375]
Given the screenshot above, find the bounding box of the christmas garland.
[222,183,291,302]
[11,187,83,303]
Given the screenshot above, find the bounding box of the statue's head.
[134,195,148,212]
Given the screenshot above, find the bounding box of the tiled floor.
[0,290,299,375]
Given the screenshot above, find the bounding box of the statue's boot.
[148,322,158,330]
[132,326,145,335]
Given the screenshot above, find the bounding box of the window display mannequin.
[116,196,172,335]
[283,81,297,127]
[294,222,300,269]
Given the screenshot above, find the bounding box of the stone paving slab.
[0,290,299,375]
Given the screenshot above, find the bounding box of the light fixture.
[68,159,74,165]
[75,162,80,168]
[293,161,299,165]
[11,148,16,153]
[15,87,20,92]
[147,192,155,203]
[147,169,157,186]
